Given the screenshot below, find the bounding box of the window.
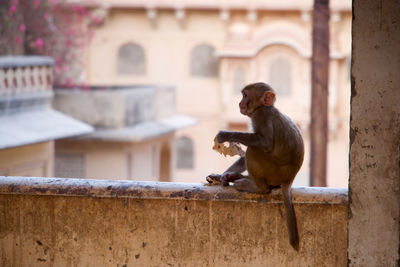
[176,136,194,169]
[117,43,146,75]
[268,57,292,96]
[190,44,219,77]
[55,153,85,178]
[233,67,246,94]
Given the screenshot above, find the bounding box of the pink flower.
[92,17,102,25]
[19,24,26,32]
[71,6,86,15]
[66,29,76,36]
[81,85,91,91]
[14,37,22,44]
[44,13,50,20]
[33,0,40,7]
[54,65,61,73]
[65,78,74,88]
[36,38,44,49]
[8,5,17,16]
[65,39,73,47]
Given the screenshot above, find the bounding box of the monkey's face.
[239,89,260,117]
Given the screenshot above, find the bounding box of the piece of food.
[212,137,245,157]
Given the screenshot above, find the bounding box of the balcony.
[0,56,93,150]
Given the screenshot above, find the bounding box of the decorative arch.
[218,21,310,59]
[117,42,146,75]
[190,44,219,77]
[253,21,311,58]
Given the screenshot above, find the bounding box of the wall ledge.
[0,176,347,204]
[0,55,54,68]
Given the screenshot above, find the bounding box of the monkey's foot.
[234,178,271,194]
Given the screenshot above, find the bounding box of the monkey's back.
[246,107,304,185]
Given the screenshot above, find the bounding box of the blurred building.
[53,86,195,181]
[77,0,351,186]
[0,56,93,177]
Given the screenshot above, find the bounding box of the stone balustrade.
[0,56,94,150]
[0,56,53,96]
[0,56,54,115]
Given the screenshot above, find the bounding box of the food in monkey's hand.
[212,137,245,157]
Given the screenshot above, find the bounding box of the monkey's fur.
[207,82,304,250]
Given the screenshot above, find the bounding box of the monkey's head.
[239,82,276,117]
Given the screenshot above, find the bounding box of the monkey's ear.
[261,91,275,106]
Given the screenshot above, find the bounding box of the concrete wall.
[0,177,347,266]
[348,0,400,265]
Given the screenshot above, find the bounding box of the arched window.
[268,57,292,96]
[176,136,194,169]
[233,67,246,94]
[190,44,219,77]
[117,43,146,75]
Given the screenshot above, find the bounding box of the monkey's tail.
[282,183,299,251]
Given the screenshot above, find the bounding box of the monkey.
[207,82,304,251]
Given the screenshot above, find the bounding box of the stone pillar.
[348,0,400,265]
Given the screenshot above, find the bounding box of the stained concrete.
[349,0,400,265]
[1,177,347,266]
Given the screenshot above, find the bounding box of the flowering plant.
[0,0,102,87]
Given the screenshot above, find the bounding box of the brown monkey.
[207,82,304,251]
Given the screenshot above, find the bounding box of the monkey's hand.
[216,130,230,143]
[213,136,245,157]
[206,173,222,185]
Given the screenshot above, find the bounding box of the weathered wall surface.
[349,0,400,265]
[0,177,347,266]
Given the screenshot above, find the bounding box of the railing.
[0,176,348,266]
[0,56,54,115]
[0,56,53,95]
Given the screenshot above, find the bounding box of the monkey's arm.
[216,129,274,152]
[225,156,246,174]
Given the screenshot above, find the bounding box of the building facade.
[0,56,93,177]
[79,0,351,186]
[53,86,195,181]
